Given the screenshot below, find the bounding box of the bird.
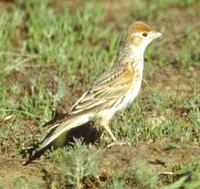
[24,21,162,164]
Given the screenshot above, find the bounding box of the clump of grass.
[130,163,159,189]
[0,123,20,147]
[132,0,199,21]
[161,176,188,189]
[175,31,200,67]
[12,177,42,189]
[164,160,200,189]
[49,139,99,189]
[104,163,159,189]
[105,177,127,189]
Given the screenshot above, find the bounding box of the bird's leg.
[103,122,117,142]
[100,118,127,147]
[100,117,117,142]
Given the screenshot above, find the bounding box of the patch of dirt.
[1,142,199,188]
[144,64,200,97]
[0,1,13,12]
[0,155,43,189]
[100,143,200,176]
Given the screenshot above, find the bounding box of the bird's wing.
[69,61,135,115]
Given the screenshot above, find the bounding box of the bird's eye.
[142,32,148,37]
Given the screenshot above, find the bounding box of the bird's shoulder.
[93,61,135,87]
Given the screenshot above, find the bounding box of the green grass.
[11,177,41,189]
[0,0,199,188]
[133,0,200,21]
[49,139,99,189]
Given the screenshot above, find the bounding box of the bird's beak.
[153,31,162,39]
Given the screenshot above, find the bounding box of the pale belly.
[117,77,142,110]
[97,78,142,120]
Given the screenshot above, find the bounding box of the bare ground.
[1,143,200,188]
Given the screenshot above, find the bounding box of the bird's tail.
[23,114,91,165]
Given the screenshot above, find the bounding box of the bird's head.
[126,21,162,53]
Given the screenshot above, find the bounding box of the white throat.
[130,44,146,62]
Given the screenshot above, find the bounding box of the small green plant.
[12,177,41,189]
[50,139,99,189]
[130,163,159,189]
[161,176,188,189]
[105,177,127,189]
[175,31,200,67]
[168,160,200,189]
[132,0,199,21]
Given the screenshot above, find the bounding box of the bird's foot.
[106,140,129,148]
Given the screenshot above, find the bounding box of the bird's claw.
[107,140,129,147]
